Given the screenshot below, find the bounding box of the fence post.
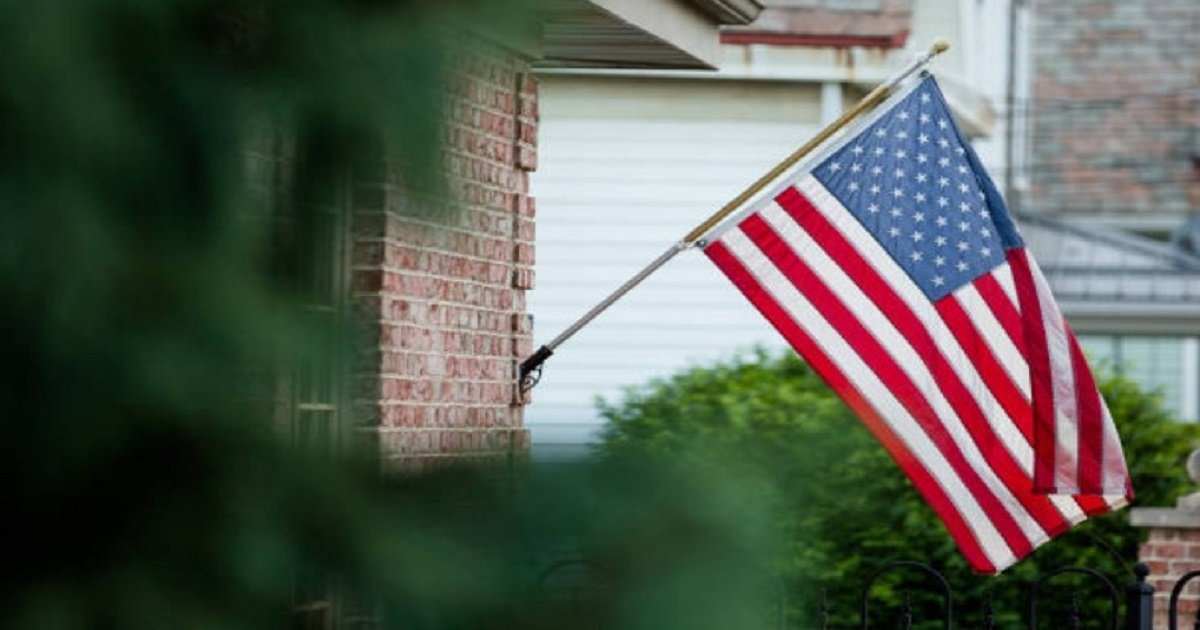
[1125,563,1154,630]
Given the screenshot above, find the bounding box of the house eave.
[538,0,763,70]
[1063,305,1200,336]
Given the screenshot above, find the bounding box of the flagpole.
[519,40,951,389]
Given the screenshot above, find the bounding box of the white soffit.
[539,0,761,70]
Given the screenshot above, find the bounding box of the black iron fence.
[539,557,1200,629]
[1169,571,1200,630]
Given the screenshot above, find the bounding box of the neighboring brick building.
[1018,0,1200,422]
[1026,0,1200,229]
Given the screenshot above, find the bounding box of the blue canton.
[813,77,1022,301]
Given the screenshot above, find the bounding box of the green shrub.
[599,349,1199,628]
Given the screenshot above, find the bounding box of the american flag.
[703,75,1132,573]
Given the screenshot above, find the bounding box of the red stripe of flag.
[1069,334,1104,493]
[739,211,1035,560]
[937,289,1097,519]
[705,239,999,573]
[973,273,1027,357]
[1007,250,1059,493]
[933,296,1033,443]
[1074,495,1112,517]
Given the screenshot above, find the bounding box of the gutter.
[687,0,763,25]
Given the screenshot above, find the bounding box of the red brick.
[512,268,535,290]
[518,121,537,145]
[1160,544,1187,560]
[1170,560,1200,576]
[514,243,534,265]
[517,144,537,171]
[516,216,534,241]
[515,194,535,218]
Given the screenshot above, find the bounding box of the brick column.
[1132,451,1200,629]
[351,36,536,473]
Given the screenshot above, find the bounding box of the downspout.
[1004,0,1023,210]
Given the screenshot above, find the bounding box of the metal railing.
[537,557,1179,629]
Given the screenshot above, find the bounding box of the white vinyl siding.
[528,75,823,452]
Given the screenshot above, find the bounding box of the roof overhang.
[690,0,763,25]
[1022,213,1200,335]
[538,0,762,70]
[534,43,996,138]
[1060,304,1200,336]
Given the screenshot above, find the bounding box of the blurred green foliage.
[0,1,788,627]
[599,349,1200,628]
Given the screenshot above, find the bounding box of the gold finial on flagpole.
[931,39,950,56]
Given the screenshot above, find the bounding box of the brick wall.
[1132,483,1200,629]
[1029,0,1200,218]
[352,37,537,472]
[1139,528,1200,627]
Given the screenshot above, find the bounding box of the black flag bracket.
[519,345,553,392]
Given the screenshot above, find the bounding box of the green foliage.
[599,349,1200,628]
[1,1,784,628]
[0,0,517,626]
